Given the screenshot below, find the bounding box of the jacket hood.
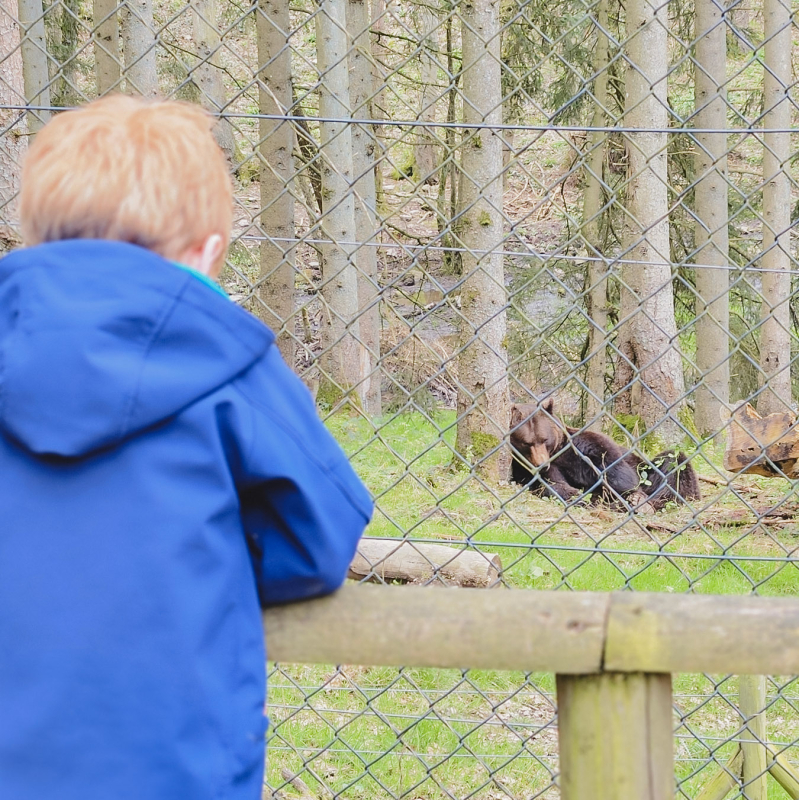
[0,240,274,456]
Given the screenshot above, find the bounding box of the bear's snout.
[529,444,550,467]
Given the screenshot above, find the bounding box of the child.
[0,96,372,800]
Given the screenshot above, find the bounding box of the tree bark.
[455,0,509,480]
[57,0,79,104]
[44,0,80,105]
[192,0,236,161]
[370,0,387,207]
[614,0,685,445]
[0,0,27,250]
[582,0,609,432]
[348,0,381,415]
[18,0,51,131]
[693,0,730,439]
[414,1,439,182]
[315,0,368,407]
[120,0,158,96]
[758,0,792,414]
[255,0,295,364]
[93,0,121,95]
[438,11,459,273]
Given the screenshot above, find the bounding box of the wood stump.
[723,403,799,478]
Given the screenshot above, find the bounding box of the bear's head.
[509,398,564,467]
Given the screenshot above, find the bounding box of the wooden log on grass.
[348,538,502,587]
[723,403,799,478]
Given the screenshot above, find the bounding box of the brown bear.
[622,449,701,510]
[509,399,700,512]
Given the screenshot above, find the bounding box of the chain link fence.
[2,0,799,796]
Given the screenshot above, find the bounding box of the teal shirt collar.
[172,262,228,298]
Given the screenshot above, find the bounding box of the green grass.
[266,410,799,800]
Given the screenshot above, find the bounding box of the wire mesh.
[2,0,799,796]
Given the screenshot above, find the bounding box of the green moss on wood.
[470,431,499,461]
[315,377,345,410]
[677,405,699,440]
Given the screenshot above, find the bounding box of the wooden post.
[557,672,674,800]
[740,675,768,800]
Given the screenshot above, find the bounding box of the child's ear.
[198,234,225,278]
[179,234,226,278]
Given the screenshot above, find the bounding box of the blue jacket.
[0,240,372,800]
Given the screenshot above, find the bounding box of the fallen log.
[349,539,502,588]
[723,403,799,478]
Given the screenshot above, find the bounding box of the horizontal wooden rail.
[264,584,799,674]
[264,584,605,672]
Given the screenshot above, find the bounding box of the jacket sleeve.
[234,351,373,607]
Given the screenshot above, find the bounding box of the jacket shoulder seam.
[232,381,337,478]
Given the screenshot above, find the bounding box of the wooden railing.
[263,585,799,800]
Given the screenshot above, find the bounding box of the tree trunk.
[758,0,792,414]
[0,0,26,251]
[255,0,295,364]
[693,0,730,439]
[18,0,51,131]
[120,0,158,96]
[93,0,121,95]
[348,0,381,415]
[47,0,81,105]
[370,0,387,207]
[192,0,236,161]
[582,0,609,432]
[438,10,459,273]
[60,0,79,103]
[455,0,509,481]
[414,1,439,182]
[614,0,684,446]
[315,0,367,407]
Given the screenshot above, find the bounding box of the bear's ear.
[510,404,522,427]
[543,398,555,416]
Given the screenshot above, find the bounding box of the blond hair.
[20,95,233,264]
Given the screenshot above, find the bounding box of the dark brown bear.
[509,399,700,512]
[622,450,701,510]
